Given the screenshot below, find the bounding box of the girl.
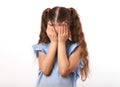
[32,6,89,87]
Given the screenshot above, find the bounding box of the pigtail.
[38,8,51,44]
[69,7,89,81]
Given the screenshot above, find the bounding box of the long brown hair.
[38,6,89,81]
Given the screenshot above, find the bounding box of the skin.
[38,21,82,76]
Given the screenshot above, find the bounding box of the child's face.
[52,22,69,34]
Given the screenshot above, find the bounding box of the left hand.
[46,21,58,44]
[58,23,70,43]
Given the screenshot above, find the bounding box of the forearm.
[40,42,57,75]
[58,42,70,76]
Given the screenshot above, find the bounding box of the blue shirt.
[32,40,84,87]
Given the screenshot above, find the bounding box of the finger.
[52,28,56,36]
[58,26,60,35]
[47,21,50,27]
[46,29,50,37]
[46,26,49,34]
[68,29,71,37]
[63,24,67,34]
[53,27,57,35]
[60,26,64,35]
[58,26,61,35]
[48,25,54,33]
[48,21,52,26]
[47,21,53,30]
[62,24,65,34]
[47,24,50,32]
[51,28,54,34]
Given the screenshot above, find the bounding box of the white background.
[0,0,120,87]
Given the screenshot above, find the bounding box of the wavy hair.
[38,6,89,81]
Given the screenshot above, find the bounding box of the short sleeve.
[73,59,84,80]
[32,43,46,58]
[67,42,79,56]
[67,41,84,80]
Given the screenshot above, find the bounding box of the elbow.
[39,68,50,76]
[42,70,50,76]
[59,70,68,77]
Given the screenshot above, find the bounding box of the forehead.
[52,22,68,26]
[53,23,62,26]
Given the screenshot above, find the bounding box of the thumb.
[68,30,71,37]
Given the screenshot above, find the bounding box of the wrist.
[51,41,58,45]
[58,41,66,47]
[58,39,67,44]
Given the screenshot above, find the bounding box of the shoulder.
[33,42,50,49]
[66,39,80,56]
[32,42,50,57]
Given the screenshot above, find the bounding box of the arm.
[38,21,58,75]
[57,23,82,77]
[58,42,82,77]
[38,42,57,75]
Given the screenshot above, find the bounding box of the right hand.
[46,21,58,43]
